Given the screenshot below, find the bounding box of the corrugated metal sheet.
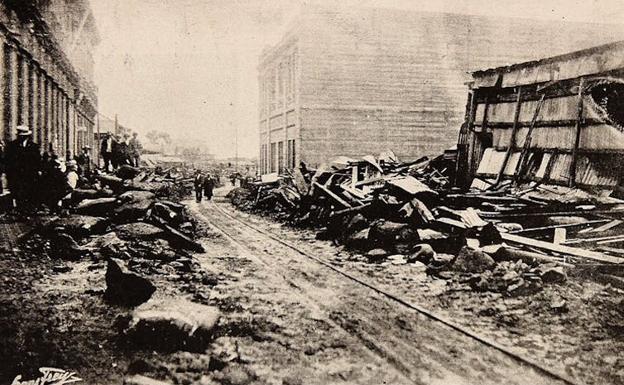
[475,148,521,176]
[475,149,620,187]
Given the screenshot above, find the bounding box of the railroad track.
[191,198,582,385]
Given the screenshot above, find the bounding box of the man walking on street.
[5,125,41,209]
[194,171,205,203]
[204,173,215,201]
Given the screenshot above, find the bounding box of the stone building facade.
[0,0,99,159]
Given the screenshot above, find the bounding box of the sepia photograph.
[1,0,624,384]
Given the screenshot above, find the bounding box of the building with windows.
[258,7,624,173]
[0,0,99,159]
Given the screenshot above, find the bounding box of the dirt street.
[186,189,568,385]
[0,186,620,385]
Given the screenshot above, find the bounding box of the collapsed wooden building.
[457,40,624,195]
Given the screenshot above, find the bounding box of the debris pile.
[230,150,624,295]
[19,166,219,347]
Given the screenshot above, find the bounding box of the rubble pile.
[18,165,220,354]
[230,150,624,295]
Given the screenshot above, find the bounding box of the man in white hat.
[4,125,41,209]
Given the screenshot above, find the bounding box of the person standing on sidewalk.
[5,125,41,209]
[194,171,205,203]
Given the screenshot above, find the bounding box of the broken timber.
[500,232,624,264]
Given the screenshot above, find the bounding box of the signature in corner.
[11,367,82,385]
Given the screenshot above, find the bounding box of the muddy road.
[187,192,566,385]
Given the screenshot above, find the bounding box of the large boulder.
[48,232,88,260]
[75,197,118,217]
[344,214,369,238]
[451,246,495,273]
[125,298,220,352]
[51,215,109,238]
[105,258,156,307]
[368,220,417,248]
[344,228,371,250]
[114,191,156,223]
[119,190,156,204]
[115,222,166,241]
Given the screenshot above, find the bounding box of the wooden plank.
[500,232,624,264]
[313,182,352,209]
[514,94,545,182]
[587,219,623,233]
[553,228,566,245]
[564,234,624,245]
[569,78,584,188]
[510,219,609,234]
[493,86,522,187]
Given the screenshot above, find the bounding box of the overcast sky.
[90,0,624,158]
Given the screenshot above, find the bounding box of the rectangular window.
[278,141,284,173]
[268,69,277,113]
[270,142,276,173]
[288,139,296,169]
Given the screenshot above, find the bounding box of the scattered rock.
[49,233,87,260]
[550,297,568,313]
[366,248,388,263]
[126,298,220,352]
[478,222,502,246]
[408,244,435,264]
[452,246,495,273]
[115,222,166,241]
[344,228,370,250]
[345,214,369,238]
[105,258,156,307]
[386,254,407,265]
[51,215,109,238]
[538,264,567,284]
[52,265,72,273]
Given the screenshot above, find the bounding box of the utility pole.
[96,111,101,168]
[235,123,238,172]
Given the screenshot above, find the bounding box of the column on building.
[0,39,6,141]
[7,48,19,140]
[31,64,39,145]
[42,75,52,152]
[51,85,57,154]
[20,56,30,129]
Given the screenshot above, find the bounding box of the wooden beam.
[510,219,610,234]
[514,94,545,182]
[500,232,624,264]
[569,78,584,187]
[313,182,352,209]
[493,86,522,187]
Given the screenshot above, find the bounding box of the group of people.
[100,132,142,171]
[1,125,92,212]
[194,171,216,203]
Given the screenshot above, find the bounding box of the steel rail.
[210,200,584,385]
